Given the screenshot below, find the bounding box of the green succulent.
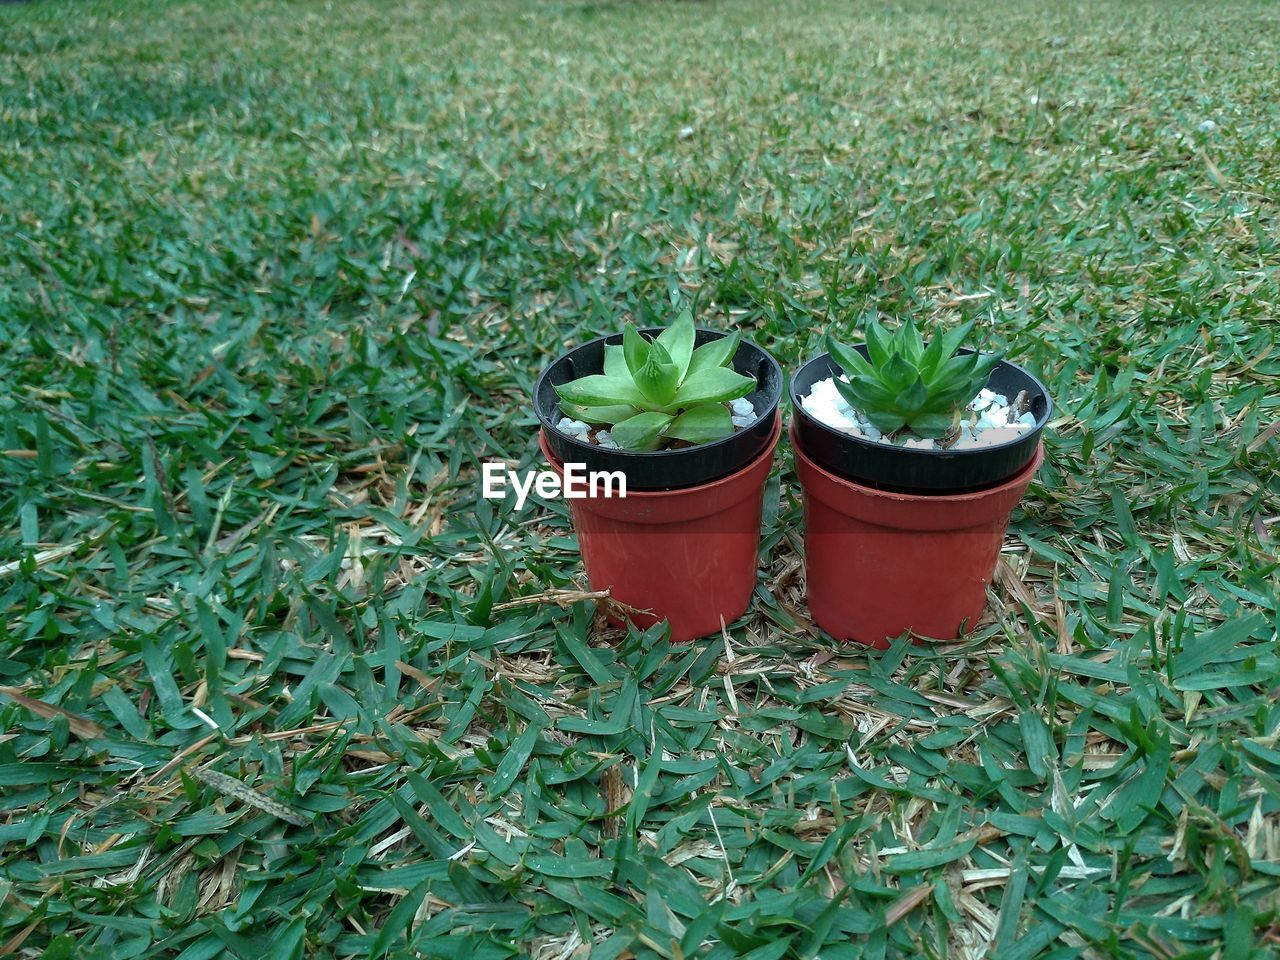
[825,318,1003,439]
[554,310,755,451]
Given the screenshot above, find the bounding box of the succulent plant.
[825,318,1002,439]
[554,310,755,451]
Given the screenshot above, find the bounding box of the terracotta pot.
[793,420,1043,647]
[539,412,781,642]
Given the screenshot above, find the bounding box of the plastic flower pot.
[788,343,1052,647]
[532,327,784,642]
[792,422,1044,647]
[539,412,781,642]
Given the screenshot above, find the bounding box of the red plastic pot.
[793,421,1043,647]
[539,413,781,643]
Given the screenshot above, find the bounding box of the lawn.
[1,0,1278,956]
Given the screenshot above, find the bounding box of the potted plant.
[533,309,783,642]
[789,317,1052,647]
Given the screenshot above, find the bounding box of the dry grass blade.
[885,884,933,926]
[190,768,312,828]
[0,686,104,739]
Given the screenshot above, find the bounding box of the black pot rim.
[534,326,783,463]
[788,350,1054,463]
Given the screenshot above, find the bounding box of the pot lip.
[791,418,1045,503]
[534,326,783,460]
[788,348,1054,461]
[541,410,782,498]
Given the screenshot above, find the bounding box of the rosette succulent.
[826,318,1002,440]
[554,310,755,451]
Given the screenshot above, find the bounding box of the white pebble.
[801,388,862,436]
[802,378,1033,449]
[595,430,619,449]
[555,417,592,443]
[1199,119,1217,133]
[729,397,755,418]
[972,426,1025,446]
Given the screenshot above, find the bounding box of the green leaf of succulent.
[826,318,1001,438]
[665,403,734,444]
[910,412,957,439]
[655,309,695,380]
[939,349,979,377]
[622,325,650,378]
[687,331,740,375]
[603,344,629,379]
[633,338,680,406]
[561,402,640,425]
[919,321,974,377]
[973,350,1004,379]
[554,375,647,408]
[881,352,916,393]
[933,377,985,409]
[674,365,755,406]
[835,377,893,413]
[610,411,673,451]
[901,318,925,364]
[825,334,874,380]
[893,376,929,415]
[862,407,908,435]
[863,316,893,368]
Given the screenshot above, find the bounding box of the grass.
[1,0,1278,956]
